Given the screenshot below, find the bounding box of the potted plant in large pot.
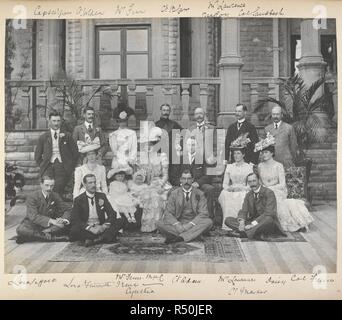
[256,74,334,162]
[255,74,335,204]
[49,71,113,133]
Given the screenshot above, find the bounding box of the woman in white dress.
[218,133,254,229]
[136,126,172,232]
[73,137,108,199]
[109,109,137,168]
[256,134,314,232]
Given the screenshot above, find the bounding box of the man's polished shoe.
[257,234,268,241]
[84,239,95,247]
[16,236,27,244]
[164,235,184,244]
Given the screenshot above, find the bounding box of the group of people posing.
[15,102,314,246]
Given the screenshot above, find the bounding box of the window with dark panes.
[290,34,337,76]
[96,25,151,125]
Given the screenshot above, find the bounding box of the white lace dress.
[258,160,314,232]
[218,162,253,229]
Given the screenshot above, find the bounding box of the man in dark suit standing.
[72,106,108,163]
[155,103,183,185]
[224,103,259,164]
[157,169,213,243]
[34,110,79,196]
[16,176,71,243]
[225,172,285,240]
[70,174,124,247]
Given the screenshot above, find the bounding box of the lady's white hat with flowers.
[254,132,276,152]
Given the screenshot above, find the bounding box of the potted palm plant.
[255,74,335,164]
[49,71,113,133]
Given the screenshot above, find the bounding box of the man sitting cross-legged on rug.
[16,176,71,244]
[70,174,124,247]
[157,169,213,244]
[225,172,286,240]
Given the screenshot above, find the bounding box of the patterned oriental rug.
[50,231,247,263]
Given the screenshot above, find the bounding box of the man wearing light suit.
[156,169,213,244]
[72,106,108,163]
[34,110,79,196]
[225,172,286,240]
[264,106,298,168]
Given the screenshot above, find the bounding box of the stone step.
[310,164,337,171]
[309,182,336,193]
[310,158,337,165]
[310,169,336,177]
[310,175,336,183]
[306,149,337,156]
[309,143,337,149]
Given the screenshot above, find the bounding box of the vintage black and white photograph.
[4,16,337,274]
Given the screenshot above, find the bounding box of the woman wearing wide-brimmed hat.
[256,133,314,232]
[136,126,172,232]
[218,133,254,229]
[73,136,108,199]
[109,108,137,169]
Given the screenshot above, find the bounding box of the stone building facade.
[5,18,337,200]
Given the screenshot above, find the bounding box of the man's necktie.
[275,123,278,129]
[254,192,259,201]
[54,131,58,139]
[237,122,242,130]
[185,191,190,202]
[87,196,95,206]
[45,196,49,203]
[88,124,92,132]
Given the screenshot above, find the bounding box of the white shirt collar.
[182,187,193,194]
[84,121,93,128]
[50,128,60,134]
[86,191,95,198]
[197,121,205,127]
[238,118,246,123]
[188,152,196,161]
[274,121,282,128]
[253,185,261,194]
[42,190,48,199]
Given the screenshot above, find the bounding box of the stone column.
[37,20,63,79]
[297,19,326,95]
[217,18,243,128]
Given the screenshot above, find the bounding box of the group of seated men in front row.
[15,103,314,247]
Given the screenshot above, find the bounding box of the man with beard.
[225,172,286,240]
[155,103,182,185]
[156,169,213,244]
[73,106,108,163]
[264,106,298,168]
[224,103,259,164]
